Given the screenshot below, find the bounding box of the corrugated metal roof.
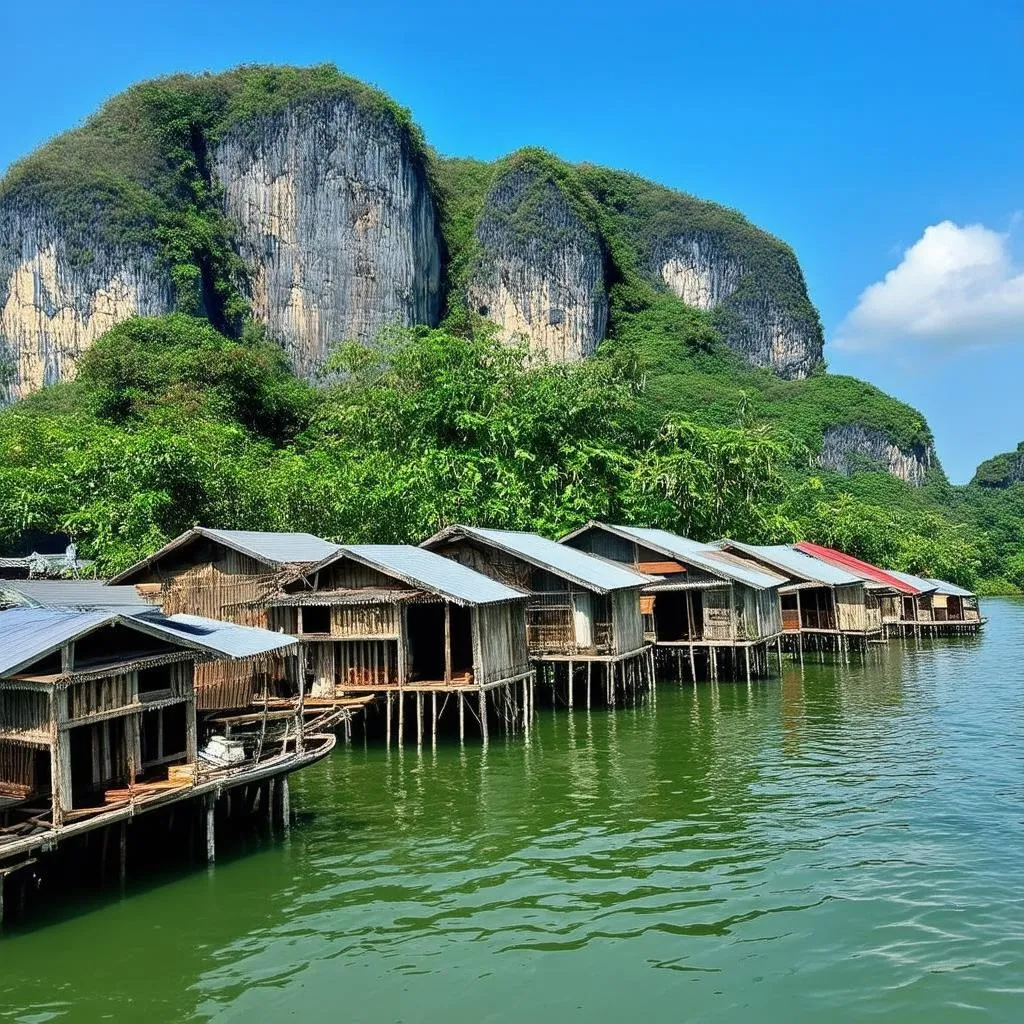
[147,613,297,659]
[601,526,786,590]
[924,578,976,598]
[108,527,340,584]
[794,541,920,595]
[0,580,150,609]
[0,608,115,676]
[719,541,865,587]
[885,569,940,594]
[199,529,340,565]
[342,545,526,605]
[0,606,298,678]
[426,526,649,593]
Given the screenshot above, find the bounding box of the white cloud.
[834,220,1024,352]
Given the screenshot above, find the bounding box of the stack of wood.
[103,763,196,804]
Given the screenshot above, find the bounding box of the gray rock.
[468,166,607,363]
[212,95,442,377]
[0,199,173,403]
[818,424,932,485]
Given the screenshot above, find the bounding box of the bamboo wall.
[476,603,530,684]
[611,589,644,653]
[0,689,49,739]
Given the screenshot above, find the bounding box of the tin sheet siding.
[611,589,644,654]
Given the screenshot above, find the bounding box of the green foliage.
[0,317,795,575]
[970,441,1024,487]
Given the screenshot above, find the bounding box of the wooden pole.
[459,692,465,743]
[431,692,438,750]
[281,776,290,831]
[478,689,488,745]
[416,692,424,750]
[587,661,592,709]
[568,661,574,709]
[398,690,405,747]
[386,691,392,748]
[205,796,216,864]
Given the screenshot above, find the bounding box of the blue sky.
[2,0,1020,481]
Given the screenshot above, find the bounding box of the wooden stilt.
[416,691,423,750]
[205,796,216,864]
[586,661,592,709]
[281,776,290,831]
[568,661,574,709]
[386,691,392,748]
[431,692,438,750]
[459,692,465,743]
[478,689,489,744]
[398,691,405,747]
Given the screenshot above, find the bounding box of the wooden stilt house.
[715,541,882,654]
[885,571,984,634]
[0,604,335,911]
[793,541,919,636]
[560,523,787,682]
[266,544,534,745]
[107,529,342,715]
[421,526,653,706]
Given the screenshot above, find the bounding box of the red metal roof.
[793,542,921,595]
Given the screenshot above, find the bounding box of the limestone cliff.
[213,95,441,377]
[466,164,607,363]
[818,424,932,485]
[0,201,172,402]
[652,230,823,379]
[971,443,1024,488]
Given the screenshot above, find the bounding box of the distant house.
[715,541,883,652]
[107,528,342,713]
[560,523,786,681]
[885,570,984,633]
[267,544,533,744]
[793,541,919,635]
[0,548,95,581]
[421,526,653,705]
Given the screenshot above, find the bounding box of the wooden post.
[478,689,488,745]
[281,776,290,831]
[386,691,392,748]
[459,692,465,743]
[568,661,574,709]
[205,796,216,864]
[586,661,592,709]
[416,692,424,750]
[444,604,452,687]
[398,690,405,747]
[432,692,438,751]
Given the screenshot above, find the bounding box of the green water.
[3,600,1023,1022]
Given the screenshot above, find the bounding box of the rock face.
[0,202,173,402]
[653,232,822,379]
[818,424,932,485]
[213,95,442,377]
[468,166,607,363]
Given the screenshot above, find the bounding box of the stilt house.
[0,606,297,833]
[560,523,787,680]
[885,570,983,633]
[421,526,653,703]
[266,544,533,744]
[716,541,882,649]
[793,541,919,634]
[107,529,341,711]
